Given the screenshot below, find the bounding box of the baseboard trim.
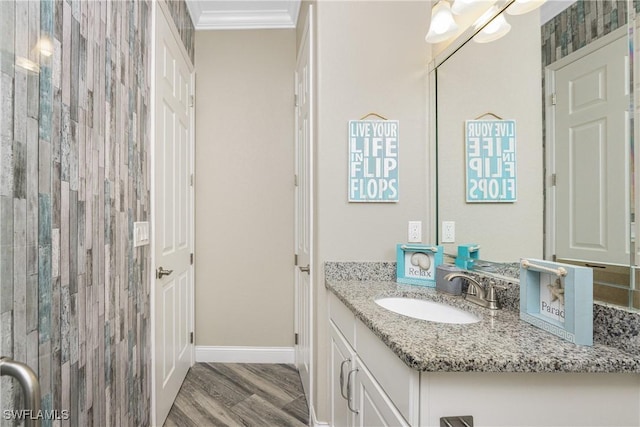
[195,346,295,364]
[310,405,330,427]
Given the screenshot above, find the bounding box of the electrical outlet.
[408,221,422,243]
[442,221,455,243]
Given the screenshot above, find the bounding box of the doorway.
[294,4,314,413]
[151,2,195,425]
[547,28,629,266]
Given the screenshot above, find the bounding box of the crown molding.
[186,1,301,30]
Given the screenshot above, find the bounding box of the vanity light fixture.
[506,0,547,15]
[473,7,511,43]
[451,0,496,16]
[425,0,459,44]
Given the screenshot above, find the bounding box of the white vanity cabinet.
[328,290,640,427]
[419,372,640,427]
[330,324,408,427]
[329,322,356,427]
[352,357,410,427]
[329,293,418,427]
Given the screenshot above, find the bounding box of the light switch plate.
[134,221,150,247]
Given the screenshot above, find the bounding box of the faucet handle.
[485,283,498,303]
[465,281,479,297]
[485,280,506,305]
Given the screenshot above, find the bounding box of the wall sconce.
[506,0,547,15]
[425,0,459,44]
[473,6,511,43]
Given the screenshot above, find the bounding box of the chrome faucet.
[444,272,502,310]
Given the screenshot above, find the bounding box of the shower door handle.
[0,356,41,427]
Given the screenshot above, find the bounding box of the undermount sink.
[375,297,481,324]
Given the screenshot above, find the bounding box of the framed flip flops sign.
[465,119,517,203]
[348,119,399,202]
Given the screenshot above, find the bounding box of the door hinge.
[190,332,194,344]
[294,94,299,107]
[551,93,557,106]
[294,254,298,266]
[190,253,194,265]
[190,174,194,187]
[294,174,299,187]
[294,333,299,345]
[551,173,557,186]
[552,254,557,262]
[632,213,636,223]
[189,95,194,108]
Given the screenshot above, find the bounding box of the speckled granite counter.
[325,264,640,374]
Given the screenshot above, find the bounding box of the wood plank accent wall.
[166,0,195,63]
[541,0,627,67]
[0,1,194,425]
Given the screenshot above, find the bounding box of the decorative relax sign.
[348,120,399,202]
[396,244,443,287]
[465,119,517,202]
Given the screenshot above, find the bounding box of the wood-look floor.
[163,363,309,427]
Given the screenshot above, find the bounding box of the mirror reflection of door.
[549,28,631,302]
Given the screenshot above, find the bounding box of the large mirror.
[432,0,640,309]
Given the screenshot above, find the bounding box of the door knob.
[156,267,173,279]
[299,265,310,274]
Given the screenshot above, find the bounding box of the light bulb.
[425,1,459,44]
[506,0,547,15]
[474,12,511,43]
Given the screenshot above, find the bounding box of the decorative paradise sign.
[519,259,593,346]
[348,120,399,202]
[465,119,517,202]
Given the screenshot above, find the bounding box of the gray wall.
[313,0,431,418]
[0,1,193,424]
[437,11,544,262]
[194,29,296,347]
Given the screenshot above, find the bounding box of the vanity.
[326,262,640,427]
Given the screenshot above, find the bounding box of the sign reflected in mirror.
[464,118,517,203]
[432,0,640,310]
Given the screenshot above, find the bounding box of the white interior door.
[152,4,194,425]
[553,32,630,265]
[294,5,313,405]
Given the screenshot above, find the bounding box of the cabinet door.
[354,359,409,427]
[330,322,356,427]
[356,319,420,424]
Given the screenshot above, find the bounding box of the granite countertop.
[326,279,640,374]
